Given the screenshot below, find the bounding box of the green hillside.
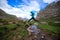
[0,9,17,20]
[0,9,29,40]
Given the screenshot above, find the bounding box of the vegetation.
[36,1,60,40]
[0,19,28,40]
[0,9,28,40]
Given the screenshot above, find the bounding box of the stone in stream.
[27,23,39,38]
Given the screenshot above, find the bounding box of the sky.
[0,0,58,19]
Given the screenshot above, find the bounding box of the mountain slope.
[0,9,17,19]
[36,1,60,21]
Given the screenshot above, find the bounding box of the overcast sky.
[0,0,58,19]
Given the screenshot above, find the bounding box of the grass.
[0,19,60,40]
[19,29,28,37]
[0,24,18,31]
[0,22,28,40]
[38,23,60,36]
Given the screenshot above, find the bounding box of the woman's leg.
[28,18,33,22]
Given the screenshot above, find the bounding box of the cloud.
[0,0,57,19]
[43,0,58,4]
[0,0,40,19]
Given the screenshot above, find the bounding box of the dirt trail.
[27,29,53,40]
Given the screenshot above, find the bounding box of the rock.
[36,1,60,20]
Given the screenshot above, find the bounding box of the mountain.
[0,9,17,19]
[0,9,18,25]
[36,1,60,21]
